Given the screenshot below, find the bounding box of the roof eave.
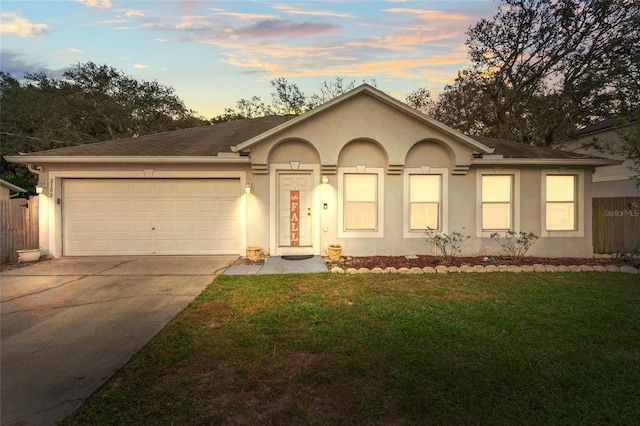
[4,155,251,164]
[472,158,622,166]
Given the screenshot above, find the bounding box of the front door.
[278,172,313,248]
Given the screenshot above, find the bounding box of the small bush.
[490,230,539,262]
[424,227,471,259]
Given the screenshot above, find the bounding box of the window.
[540,170,583,237]
[403,167,448,238]
[409,175,440,230]
[344,174,377,231]
[476,169,520,237]
[481,175,513,230]
[545,175,576,231]
[338,167,384,238]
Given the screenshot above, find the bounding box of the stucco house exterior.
[6,85,619,259]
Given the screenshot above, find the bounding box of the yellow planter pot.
[328,246,342,262]
[246,246,261,261]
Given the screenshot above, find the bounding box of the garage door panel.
[177,200,197,214]
[132,200,153,212]
[200,199,237,214]
[63,179,241,256]
[155,200,175,214]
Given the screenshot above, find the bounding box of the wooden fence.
[592,197,640,253]
[0,196,39,264]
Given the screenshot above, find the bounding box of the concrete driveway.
[0,255,235,426]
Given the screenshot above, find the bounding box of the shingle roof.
[576,115,638,136]
[470,135,597,159]
[17,113,600,161]
[26,115,297,157]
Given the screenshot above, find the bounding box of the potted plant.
[327,244,342,262]
[246,246,261,261]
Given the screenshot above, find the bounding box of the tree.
[430,0,640,146]
[270,77,307,115]
[0,62,208,193]
[212,96,273,122]
[428,70,496,136]
[213,76,378,122]
[307,77,357,109]
[405,87,433,115]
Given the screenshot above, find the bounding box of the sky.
[0,0,498,119]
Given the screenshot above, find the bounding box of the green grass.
[63,273,640,425]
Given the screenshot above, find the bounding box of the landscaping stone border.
[330,264,639,274]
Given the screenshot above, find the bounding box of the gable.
[239,86,491,175]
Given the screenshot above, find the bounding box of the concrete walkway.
[0,255,235,426]
[223,255,328,275]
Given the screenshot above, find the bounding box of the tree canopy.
[428,0,640,146]
[1,62,208,193]
[213,77,376,123]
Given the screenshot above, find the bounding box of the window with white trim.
[344,173,377,231]
[403,168,448,238]
[545,175,576,231]
[409,174,441,230]
[338,167,384,238]
[481,175,513,230]
[476,169,520,237]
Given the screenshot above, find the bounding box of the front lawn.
[65,273,640,425]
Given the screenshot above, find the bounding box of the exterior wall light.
[245,182,252,193]
[321,176,329,184]
[35,182,47,194]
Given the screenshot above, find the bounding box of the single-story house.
[0,178,26,199]
[5,85,620,258]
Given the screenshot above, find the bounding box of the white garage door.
[63,179,241,256]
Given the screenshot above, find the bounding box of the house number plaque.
[290,190,300,246]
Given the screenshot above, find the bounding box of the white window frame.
[476,169,520,237]
[541,170,584,237]
[338,167,384,238]
[403,167,448,238]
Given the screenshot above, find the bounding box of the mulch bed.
[330,255,629,269]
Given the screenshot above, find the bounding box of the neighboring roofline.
[0,178,27,193]
[472,158,622,166]
[4,155,251,164]
[576,115,638,137]
[233,84,495,155]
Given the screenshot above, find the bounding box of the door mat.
[281,255,314,261]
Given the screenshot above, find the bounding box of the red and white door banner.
[290,190,300,246]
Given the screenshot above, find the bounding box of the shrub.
[424,227,471,259]
[490,230,539,262]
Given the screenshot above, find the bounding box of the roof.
[4,85,620,167]
[470,136,599,159]
[577,115,638,137]
[0,178,26,193]
[20,115,296,157]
